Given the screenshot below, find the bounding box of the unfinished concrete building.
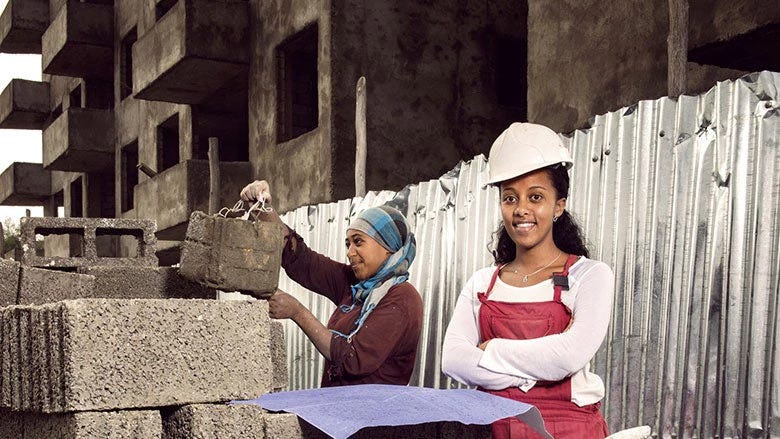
[1,0,778,263]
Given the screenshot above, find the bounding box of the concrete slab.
[19,217,158,269]
[180,211,285,297]
[17,266,96,305]
[0,0,48,54]
[162,404,265,439]
[41,108,115,172]
[0,79,50,129]
[132,0,249,104]
[41,1,113,79]
[1,299,273,412]
[22,409,162,439]
[0,162,52,207]
[0,259,20,307]
[76,266,217,300]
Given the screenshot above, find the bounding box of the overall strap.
[552,254,579,303]
[482,264,506,300]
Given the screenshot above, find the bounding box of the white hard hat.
[485,122,573,186]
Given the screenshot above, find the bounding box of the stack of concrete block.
[180,211,286,298]
[8,217,217,305]
[0,299,287,438]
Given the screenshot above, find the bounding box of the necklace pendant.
[522,275,528,283]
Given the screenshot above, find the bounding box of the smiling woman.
[0,48,44,223]
[239,180,423,388]
[442,123,615,439]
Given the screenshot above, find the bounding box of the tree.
[2,218,21,256]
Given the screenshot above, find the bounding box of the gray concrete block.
[17,267,96,305]
[162,404,266,439]
[0,259,20,307]
[19,217,158,269]
[75,266,217,300]
[269,321,287,391]
[0,408,23,439]
[0,307,12,408]
[22,409,162,439]
[53,299,272,412]
[180,211,285,297]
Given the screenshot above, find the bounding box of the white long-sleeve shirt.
[441,257,614,406]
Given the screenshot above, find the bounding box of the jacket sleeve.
[478,262,614,381]
[281,228,356,305]
[441,270,535,390]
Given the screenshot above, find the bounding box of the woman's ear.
[555,197,567,219]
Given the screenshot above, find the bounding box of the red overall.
[477,255,608,439]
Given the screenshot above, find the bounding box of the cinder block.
[162,404,265,439]
[22,409,162,438]
[180,211,285,297]
[19,217,158,269]
[0,259,20,306]
[0,307,12,408]
[0,408,23,439]
[262,413,325,439]
[5,299,271,412]
[75,266,217,300]
[17,266,95,305]
[269,321,287,391]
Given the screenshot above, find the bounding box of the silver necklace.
[505,252,563,283]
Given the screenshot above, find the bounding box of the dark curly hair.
[491,165,589,264]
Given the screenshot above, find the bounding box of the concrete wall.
[689,0,780,47]
[250,0,332,213]
[527,0,669,133]
[330,0,525,198]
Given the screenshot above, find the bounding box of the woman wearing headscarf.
[240,180,422,387]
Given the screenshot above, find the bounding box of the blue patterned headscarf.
[331,205,416,341]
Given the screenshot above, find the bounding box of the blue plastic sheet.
[233,384,551,439]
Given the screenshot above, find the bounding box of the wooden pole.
[667,0,689,97]
[208,137,220,215]
[355,76,367,198]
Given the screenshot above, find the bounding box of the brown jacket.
[282,230,423,387]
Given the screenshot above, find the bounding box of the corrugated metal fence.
[277,71,780,438]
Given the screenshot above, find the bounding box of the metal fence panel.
[277,71,780,438]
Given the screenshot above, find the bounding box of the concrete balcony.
[42,107,114,172]
[0,162,51,206]
[134,159,250,240]
[132,0,249,104]
[0,0,48,54]
[0,79,49,129]
[41,0,112,79]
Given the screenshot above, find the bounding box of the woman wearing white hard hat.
[442,123,614,438]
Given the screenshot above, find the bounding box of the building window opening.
[494,34,527,117]
[69,177,83,218]
[69,85,82,109]
[120,27,137,101]
[121,140,138,213]
[53,190,64,217]
[157,114,179,172]
[156,0,177,21]
[276,23,318,143]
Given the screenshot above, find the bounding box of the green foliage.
[2,218,21,255]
